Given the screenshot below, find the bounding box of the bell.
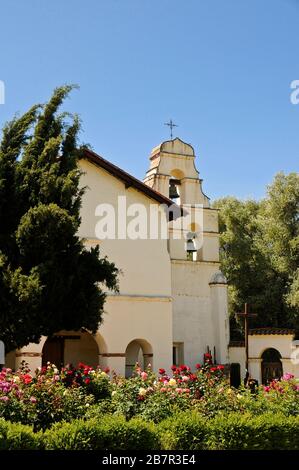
[169,180,180,199]
[185,238,197,253]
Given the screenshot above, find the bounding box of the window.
[172,342,184,366]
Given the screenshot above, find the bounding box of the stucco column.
[209,273,230,364]
[15,350,43,372]
[281,358,295,376]
[248,358,262,384]
[99,354,126,376]
[14,338,47,372]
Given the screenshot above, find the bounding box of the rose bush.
[0,360,298,430]
[0,362,95,430]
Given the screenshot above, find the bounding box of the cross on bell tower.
[164,119,178,140]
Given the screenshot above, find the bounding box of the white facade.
[144,138,229,368]
[5,138,230,375]
[229,330,299,384]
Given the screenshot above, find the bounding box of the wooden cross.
[236,303,257,371]
[164,119,178,140]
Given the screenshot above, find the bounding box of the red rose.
[179,365,187,371]
[204,353,212,358]
[210,367,217,372]
[171,365,177,371]
[217,365,224,370]
[195,363,201,369]
[85,378,91,385]
[21,374,32,384]
[159,368,166,375]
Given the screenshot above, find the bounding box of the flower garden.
[0,356,299,450]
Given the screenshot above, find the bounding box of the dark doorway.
[261,348,283,385]
[42,336,64,368]
[230,363,241,388]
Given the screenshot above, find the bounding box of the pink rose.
[181,375,190,382]
[282,373,294,381]
[141,372,148,381]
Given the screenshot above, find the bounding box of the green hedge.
[158,411,208,450]
[43,416,159,450]
[206,413,299,450]
[158,412,299,450]
[0,413,299,450]
[0,418,38,450]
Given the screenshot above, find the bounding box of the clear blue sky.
[0,0,298,201]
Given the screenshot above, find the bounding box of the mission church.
[5,137,299,383]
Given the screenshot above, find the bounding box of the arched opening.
[185,223,202,261]
[261,348,283,384]
[125,339,153,378]
[169,170,184,203]
[42,330,99,369]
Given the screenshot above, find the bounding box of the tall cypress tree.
[0,86,118,352]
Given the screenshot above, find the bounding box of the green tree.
[214,172,299,337]
[0,86,118,352]
[259,172,299,324]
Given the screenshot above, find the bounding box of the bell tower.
[143,137,229,369]
[143,137,221,264]
[143,137,210,207]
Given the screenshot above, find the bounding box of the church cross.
[164,119,178,140]
[236,303,258,372]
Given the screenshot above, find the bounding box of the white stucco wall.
[171,260,229,368]
[229,334,299,383]
[79,159,172,297]
[229,347,246,380]
[5,140,229,376]
[249,334,299,382]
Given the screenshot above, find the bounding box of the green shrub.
[1,412,299,450]
[139,391,191,423]
[84,400,116,420]
[158,412,208,450]
[207,413,299,450]
[0,418,39,450]
[158,411,299,450]
[44,415,159,450]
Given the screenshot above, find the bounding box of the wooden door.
[42,337,64,368]
[262,361,283,384]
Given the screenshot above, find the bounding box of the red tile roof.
[249,328,295,335]
[83,148,176,207]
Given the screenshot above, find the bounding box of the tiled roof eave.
[249,328,295,336]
